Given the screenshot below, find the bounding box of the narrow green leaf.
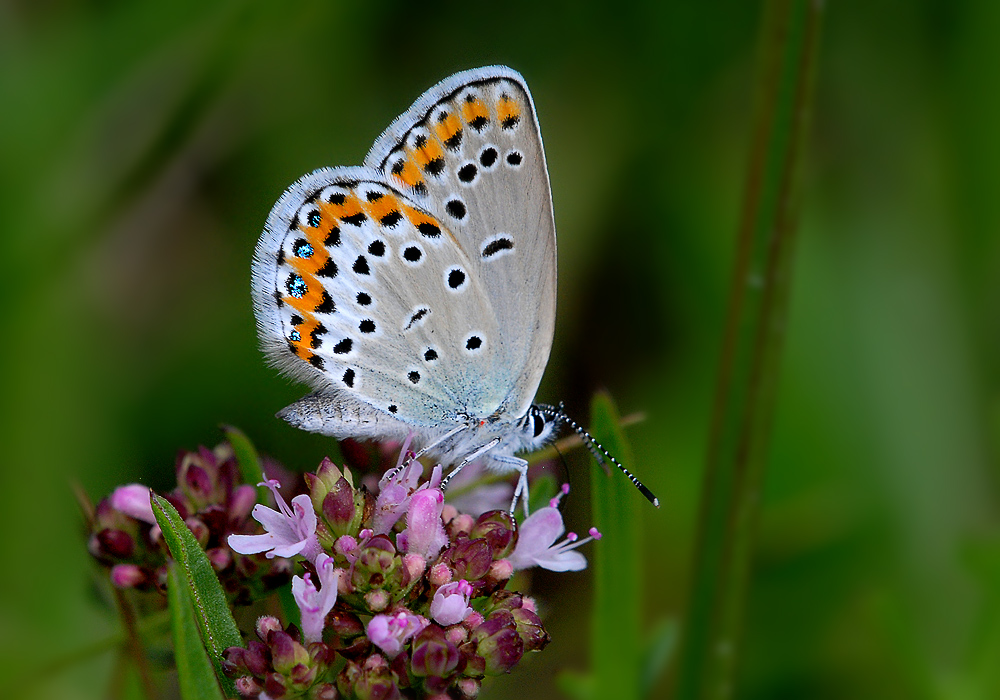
[642,617,679,698]
[168,563,226,700]
[589,392,642,700]
[277,580,301,632]
[151,494,242,697]
[673,2,824,699]
[221,425,268,502]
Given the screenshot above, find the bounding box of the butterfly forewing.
[368,67,557,421]
[253,66,556,437]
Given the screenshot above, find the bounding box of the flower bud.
[229,484,258,522]
[181,463,213,504]
[485,559,513,589]
[206,546,231,571]
[95,529,135,559]
[257,616,284,641]
[410,625,460,678]
[428,563,452,587]
[442,537,492,582]
[366,588,390,612]
[448,513,475,537]
[306,457,347,506]
[110,484,156,523]
[471,611,523,675]
[234,675,263,696]
[353,535,402,592]
[308,682,338,700]
[322,477,358,537]
[339,656,402,700]
[328,609,365,639]
[456,677,481,699]
[243,640,272,677]
[110,564,146,588]
[402,553,426,584]
[269,630,310,674]
[511,607,550,652]
[469,511,516,559]
[185,517,210,547]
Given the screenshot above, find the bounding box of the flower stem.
[673,2,824,699]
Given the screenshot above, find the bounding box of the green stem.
[673,2,823,699]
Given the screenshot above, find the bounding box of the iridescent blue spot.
[290,330,301,342]
[286,274,308,299]
[307,211,322,228]
[294,242,314,258]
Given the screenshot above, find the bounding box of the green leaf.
[221,425,268,502]
[673,2,824,699]
[151,494,242,697]
[168,563,226,700]
[556,668,595,700]
[642,617,679,698]
[526,472,558,517]
[589,392,642,700]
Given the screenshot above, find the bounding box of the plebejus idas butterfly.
[252,66,657,514]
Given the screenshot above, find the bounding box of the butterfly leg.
[440,438,501,492]
[383,424,470,481]
[493,454,530,517]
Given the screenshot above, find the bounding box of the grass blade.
[589,392,643,700]
[168,563,227,700]
[151,494,241,697]
[673,2,824,699]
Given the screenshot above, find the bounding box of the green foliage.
[589,393,643,700]
[4,2,1000,699]
[167,563,226,700]
[151,494,241,697]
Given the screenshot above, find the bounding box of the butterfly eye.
[532,411,545,438]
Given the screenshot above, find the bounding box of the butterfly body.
[253,66,560,508]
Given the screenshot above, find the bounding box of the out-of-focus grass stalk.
[590,393,643,700]
[673,2,823,699]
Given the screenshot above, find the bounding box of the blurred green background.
[3,1,1000,698]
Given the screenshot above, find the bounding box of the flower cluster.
[88,441,292,603]
[223,445,600,699]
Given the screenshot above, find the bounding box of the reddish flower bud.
[410,625,460,678]
[95,529,135,559]
[110,563,146,588]
[511,608,550,652]
[322,476,357,536]
[469,511,516,559]
[456,677,481,699]
[234,675,263,696]
[442,537,492,582]
[471,611,523,675]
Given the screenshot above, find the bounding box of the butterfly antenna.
[541,403,660,508]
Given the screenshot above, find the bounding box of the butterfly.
[252,66,657,514]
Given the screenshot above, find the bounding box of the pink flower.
[366,611,428,658]
[509,485,601,572]
[373,458,423,535]
[110,484,156,524]
[227,478,320,562]
[397,488,448,561]
[291,554,339,644]
[429,580,474,626]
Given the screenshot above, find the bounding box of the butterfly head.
[517,404,563,451]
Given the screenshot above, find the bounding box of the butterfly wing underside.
[252,66,556,436]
